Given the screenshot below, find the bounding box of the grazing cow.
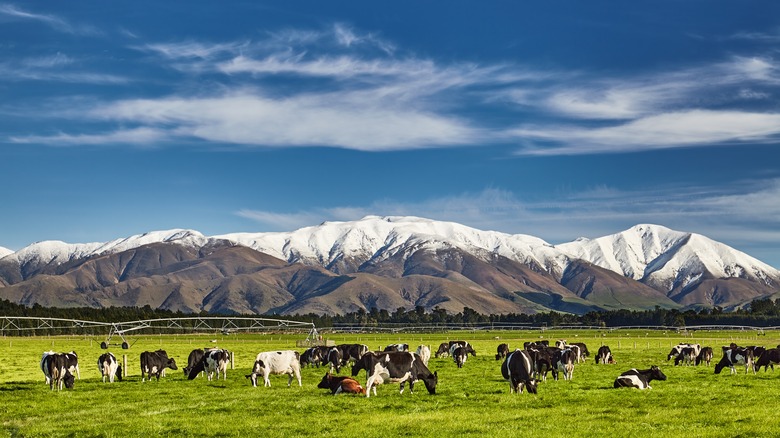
[755,348,780,372]
[415,345,431,366]
[596,346,615,364]
[695,347,714,366]
[747,346,766,362]
[247,350,302,387]
[383,343,409,352]
[337,344,370,365]
[183,349,206,377]
[614,366,667,390]
[317,373,366,395]
[571,342,590,361]
[714,346,755,375]
[351,351,437,397]
[567,344,584,364]
[453,346,467,369]
[326,348,343,373]
[552,348,575,381]
[97,352,122,383]
[188,348,230,381]
[40,351,79,385]
[140,350,178,382]
[496,343,510,360]
[555,340,567,349]
[500,349,538,394]
[434,342,450,358]
[300,347,324,368]
[667,343,701,361]
[41,352,75,390]
[448,341,476,356]
[524,340,549,349]
[525,345,553,382]
[674,347,697,366]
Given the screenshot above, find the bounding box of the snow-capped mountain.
[1,217,778,314]
[0,246,12,259]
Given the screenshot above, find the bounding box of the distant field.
[1,329,779,437]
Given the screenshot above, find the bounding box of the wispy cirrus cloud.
[0,3,99,35]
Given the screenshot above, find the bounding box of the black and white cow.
[714,346,755,375]
[40,351,79,385]
[415,345,431,366]
[500,349,538,394]
[552,348,575,381]
[247,350,302,387]
[434,342,450,358]
[140,350,178,382]
[595,346,615,364]
[614,366,667,390]
[453,346,467,369]
[747,346,766,362]
[97,352,122,383]
[326,347,343,373]
[41,352,75,390]
[299,347,324,368]
[383,343,409,352]
[183,349,206,377]
[188,348,230,381]
[696,347,714,366]
[667,343,701,361]
[350,351,437,397]
[755,348,780,372]
[674,346,697,366]
[337,344,370,366]
[571,342,590,361]
[526,345,554,382]
[495,343,510,361]
[448,341,476,357]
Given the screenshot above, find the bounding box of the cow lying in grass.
[317,373,366,395]
[614,366,667,390]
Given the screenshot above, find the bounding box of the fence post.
[123,355,128,377]
[230,351,235,370]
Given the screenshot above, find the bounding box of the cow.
[40,351,79,385]
[571,342,590,361]
[747,346,766,362]
[434,342,450,358]
[714,346,755,375]
[523,340,549,349]
[415,345,431,366]
[247,350,302,387]
[183,349,206,377]
[383,343,409,352]
[667,343,701,361]
[337,344,370,366]
[300,347,324,368]
[555,339,567,349]
[326,348,343,373]
[500,349,538,394]
[755,348,780,372]
[567,344,584,364]
[496,343,510,360]
[41,352,75,391]
[448,341,476,357]
[674,347,697,366]
[140,350,178,382]
[552,348,575,381]
[614,366,667,390]
[453,346,467,369]
[188,348,230,381]
[525,345,553,382]
[595,346,615,364]
[351,351,437,397]
[97,352,122,383]
[317,373,366,395]
[696,347,714,366]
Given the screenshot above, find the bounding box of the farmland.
[1,329,779,437]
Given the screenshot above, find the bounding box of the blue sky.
[2,1,780,268]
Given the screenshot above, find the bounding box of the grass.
[2,330,780,437]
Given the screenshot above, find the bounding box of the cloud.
[0,3,98,35]
[9,127,168,146]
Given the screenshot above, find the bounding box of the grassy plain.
[1,329,779,437]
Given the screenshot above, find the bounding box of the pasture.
[2,329,780,437]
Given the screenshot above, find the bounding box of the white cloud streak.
[0,3,99,35]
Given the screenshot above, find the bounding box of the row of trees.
[3,298,780,336]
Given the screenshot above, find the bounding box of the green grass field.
[1,329,778,437]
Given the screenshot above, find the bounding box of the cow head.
[317,373,334,390]
[421,371,438,394]
[167,358,178,371]
[525,378,538,394]
[63,371,75,389]
[116,365,123,381]
[650,366,667,381]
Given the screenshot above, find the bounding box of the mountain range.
[0,216,778,315]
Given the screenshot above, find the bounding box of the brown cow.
[317,373,366,395]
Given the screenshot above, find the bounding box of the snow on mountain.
[216,216,567,273]
[556,224,780,291]
[0,246,13,259]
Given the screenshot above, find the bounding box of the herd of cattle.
[37,338,780,396]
